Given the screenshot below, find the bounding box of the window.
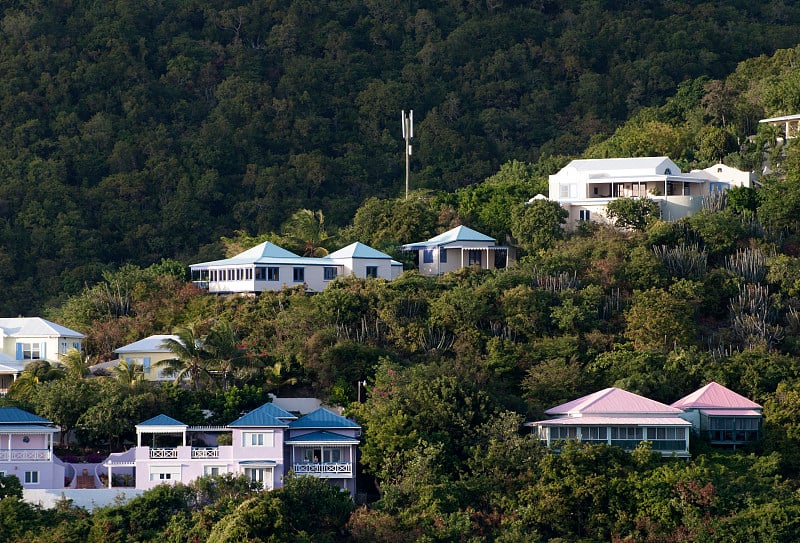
[439,249,447,263]
[550,426,577,440]
[59,340,67,354]
[324,267,338,281]
[150,467,180,481]
[243,432,274,447]
[664,168,672,175]
[593,186,599,195]
[268,267,279,281]
[205,466,226,476]
[323,449,342,463]
[683,184,691,196]
[366,266,378,278]
[24,471,39,484]
[579,209,591,221]
[293,267,305,282]
[559,183,577,198]
[244,467,273,490]
[610,427,643,440]
[467,250,482,266]
[423,249,434,263]
[580,426,607,440]
[17,343,42,360]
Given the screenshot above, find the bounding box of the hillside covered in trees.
[7,1,800,540]
[3,0,800,314]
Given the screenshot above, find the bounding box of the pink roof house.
[0,407,65,489]
[671,382,762,448]
[526,387,691,457]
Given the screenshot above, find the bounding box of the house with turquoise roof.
[189,241,402,294]
[104,403,362,496]
[400,225,515,276]
[0,407,64,489]
[285,408,361,495]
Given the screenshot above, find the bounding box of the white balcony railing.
[293,462,352,475]
[149,448,178,459]
[0,449,51,462]
[191,447,219,459]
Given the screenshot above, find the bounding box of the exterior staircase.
[75,468,96,489]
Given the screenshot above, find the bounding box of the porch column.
[108,465,112,488]
[48,433,52,460]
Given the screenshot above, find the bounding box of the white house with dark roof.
[526,387,691,457]
[0,407,64,489]
[104,403,362,495]
[548,157,757,228]
[190,241,402,294]
[0,318,85,393]
[671,382,762,448]
[399,225,515,276]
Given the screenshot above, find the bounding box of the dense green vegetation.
[6,0,800,540]
[3,0,800,314]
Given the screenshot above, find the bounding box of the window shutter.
[15,343,22,360]
[143,357,151,373]
[40,342,45,360]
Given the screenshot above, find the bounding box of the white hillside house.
[190,241,403,294]
[548,157,757,229]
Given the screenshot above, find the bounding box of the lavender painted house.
[104,404,362,495]
[285,408,361,495]
[0,407,64,489]
[526,387,691,457]
[672,382,762,448]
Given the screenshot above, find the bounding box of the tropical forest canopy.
[7,3,800,540]
[3,0,800,313]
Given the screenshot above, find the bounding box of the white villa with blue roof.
[189,241,403,294]
[0,407,64,489]
[0,318,85,394]
[103,403,361,495]
[400,225,515,276]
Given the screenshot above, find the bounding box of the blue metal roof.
[285,430,359,445]
[0,407,52,425]
[228,403,292,427]
[288,408,360,430]
[326,242,393,260]
[138,414,186,427]
[400,226,496,250]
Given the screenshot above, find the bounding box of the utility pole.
[401,110,413,199]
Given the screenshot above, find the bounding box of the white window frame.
[243,431,274,447]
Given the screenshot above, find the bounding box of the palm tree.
[110,359,144,388]
[58,348,91,380]
[281,209,332,257]
[204,320,262,390]
[158,324,216,390]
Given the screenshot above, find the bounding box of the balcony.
[292,462,352,476]
[148,447,221,459]
[191,447,219,459]
[149,448,178,459]
[0,449,51,462]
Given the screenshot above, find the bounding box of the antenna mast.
[401,110,413,199]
